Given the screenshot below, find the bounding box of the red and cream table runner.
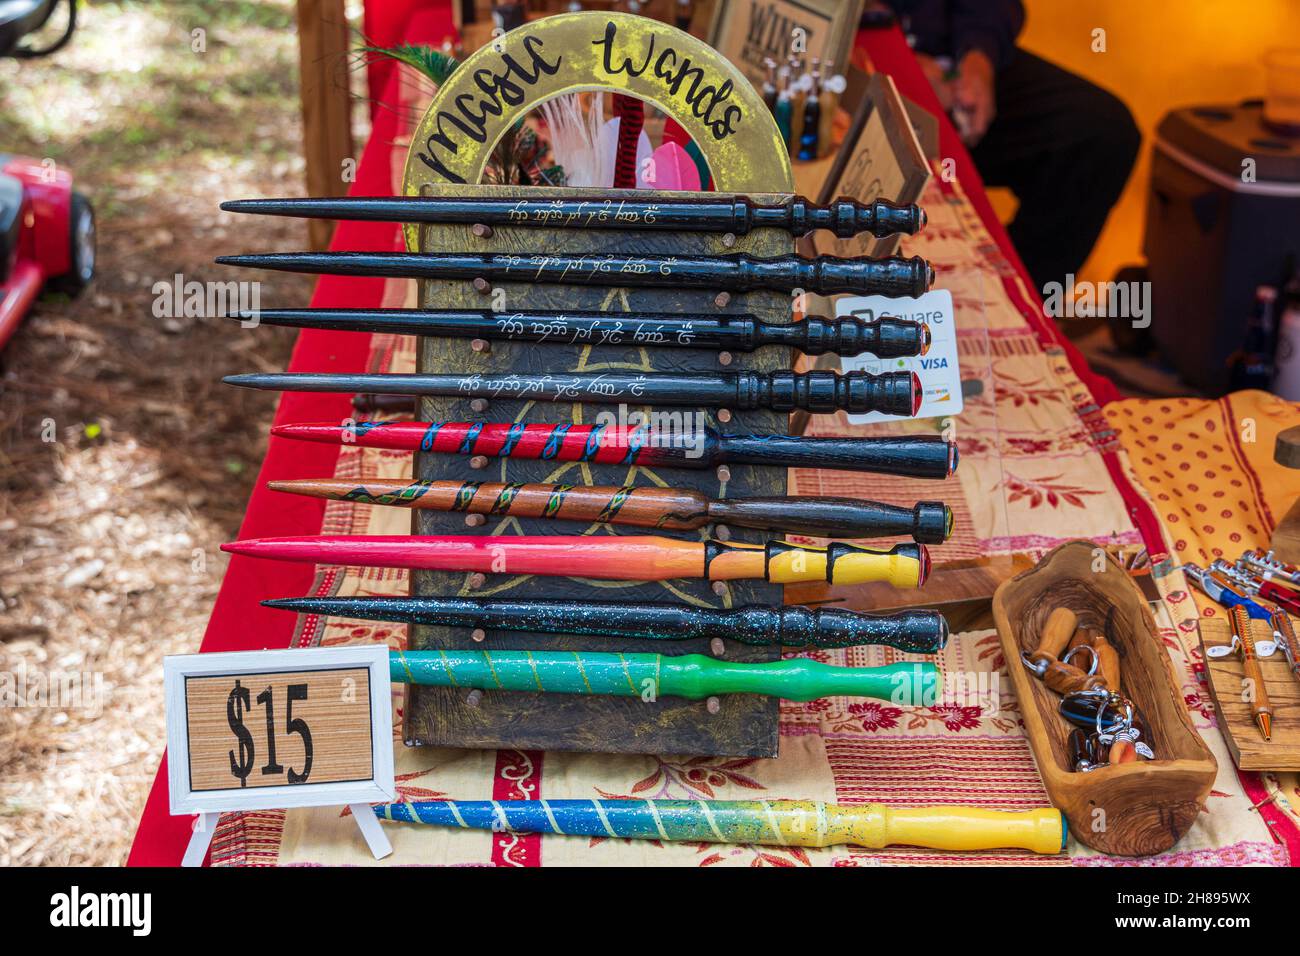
[205,60,1289,866]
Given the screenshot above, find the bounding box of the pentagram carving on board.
[401,12,796,757]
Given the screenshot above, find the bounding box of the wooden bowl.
[992,540,1216,856]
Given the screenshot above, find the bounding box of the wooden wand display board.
[399,12,795,757]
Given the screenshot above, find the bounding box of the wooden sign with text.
[818,71,931,259]
[183,666,374,794]
[402,9,790,242]
[164,646,394,864]
[707,0,865,88]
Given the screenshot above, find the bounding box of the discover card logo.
[50,886,151,936]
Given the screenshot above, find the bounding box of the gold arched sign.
[401,11,792,244]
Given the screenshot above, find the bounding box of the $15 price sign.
[164,646,394,863]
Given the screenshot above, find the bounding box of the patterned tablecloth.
[103,4,1296,866]
[1105,391,1300,863]
[200,54,1296,864]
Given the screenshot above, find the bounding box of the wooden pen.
[1229,604,1273,740]
[1268,609,1300,689]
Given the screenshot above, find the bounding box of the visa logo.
[920,357,949,369]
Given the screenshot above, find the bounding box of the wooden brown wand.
[267,477,954,543]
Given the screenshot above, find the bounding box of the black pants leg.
[971,48,1141,293]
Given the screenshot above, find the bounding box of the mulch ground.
[0,1,347,864]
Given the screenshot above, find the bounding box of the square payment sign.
[837,289,962,425]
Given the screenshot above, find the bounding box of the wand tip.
[215,254,290,270]
[262,597,304,611]
[270,422,351,443]
[217,534,372,567]
[221,199,292,215]
[262,596,389,618]
[220,537,321,562]
[265,478,352,500]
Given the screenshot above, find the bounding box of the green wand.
[390,650,937,703]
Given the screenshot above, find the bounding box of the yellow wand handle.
[835,804,1067,854]
[763,542,929,588]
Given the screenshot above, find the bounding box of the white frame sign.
[164,645,395,866]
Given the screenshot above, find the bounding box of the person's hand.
[914,53,955,112]
[953,49,996,145]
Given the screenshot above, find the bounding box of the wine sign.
[707,0,865,89]
[163,646,395,864]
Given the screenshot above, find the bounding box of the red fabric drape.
[126,3,456,866]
